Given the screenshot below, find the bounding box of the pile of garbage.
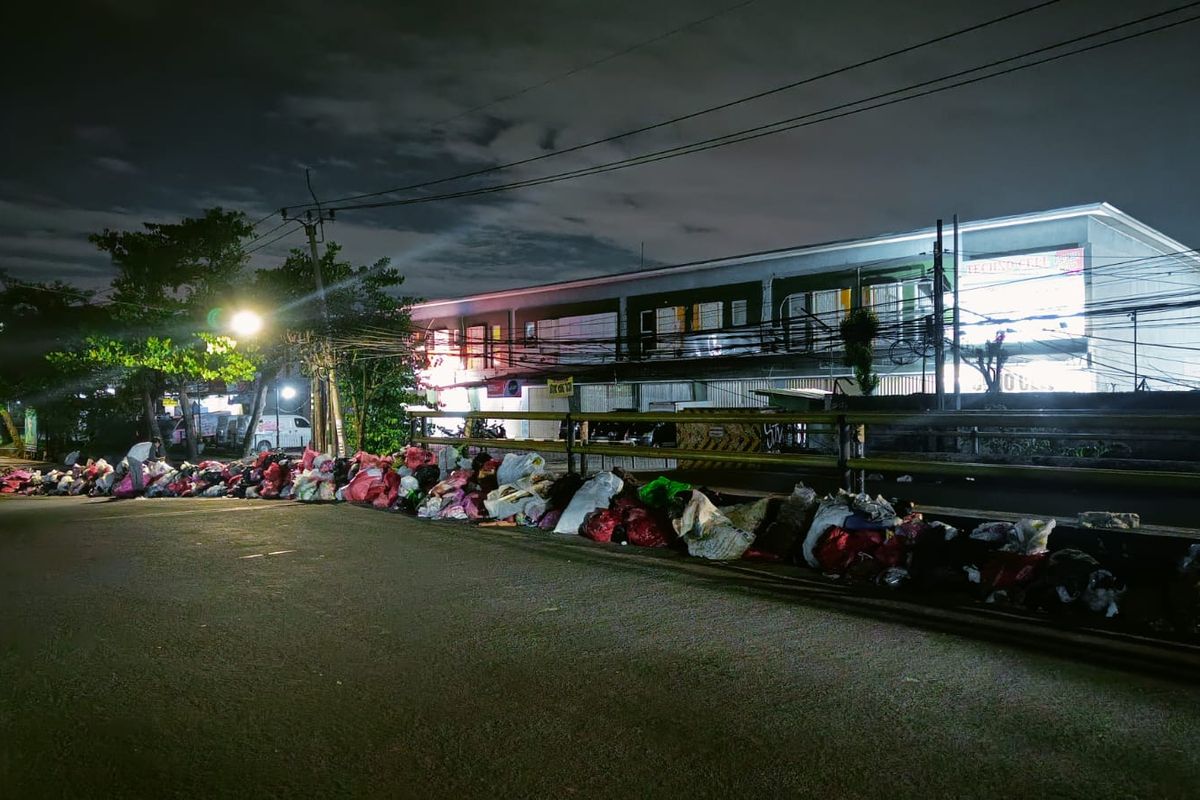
[3,445,1198,637]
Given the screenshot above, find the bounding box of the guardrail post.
[971,426,979,456]
[837,414,852,492]
[565,413,576,475]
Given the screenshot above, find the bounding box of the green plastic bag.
[638,476,692,508]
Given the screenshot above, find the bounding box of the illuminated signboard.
[958,247,1085,346]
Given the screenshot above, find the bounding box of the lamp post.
[275,384,296,449]
[230,309,263,339]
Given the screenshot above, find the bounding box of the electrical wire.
[297,0,1067,209]
[322,3,1200,213]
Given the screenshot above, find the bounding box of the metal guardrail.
[405,408,1200,491]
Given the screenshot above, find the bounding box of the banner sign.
[486,378,523,398]
[547,377,574,398]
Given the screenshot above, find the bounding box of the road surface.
[2,495,1199,798]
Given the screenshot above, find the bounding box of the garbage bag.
[404,445,438,471]
[720,498,772,535]
[484,481,547,521]
[813,527,904,577]
[801,491,899,570]
[581,508,622,543]
[638,476,692,508]
[413,464,441,492]
[673,490,755,561]
[340,467,385,504]
[755,483,818,558]
[545,473,584,512]
[496,452,546,487]
[802,494,852,569]
[978,551,1046,594]
[970,518,1055,555]
[1025,548,1124,617]
[554,472,624,535]
[622,504,673,548]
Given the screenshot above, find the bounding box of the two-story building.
[409,203,1200,436]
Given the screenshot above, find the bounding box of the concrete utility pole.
[1129,310,1139,391]
[283,175,345,457]
[933,219,946,410]
[952,214,962,410]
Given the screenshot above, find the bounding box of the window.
[294,417,311,428]
[867,283,901,324]
[655,306,684,356]
[486,324,503,367]
[731,299,747,327]
[640,309,656,355]
[692,301,722,331]
[524,321,536,343]
[465,324,486,370]
[811,288,851,329]
[783,293,811,350]
[431,328,450,355]
[532,312,618,364]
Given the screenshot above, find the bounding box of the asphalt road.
[2,497,1200,799]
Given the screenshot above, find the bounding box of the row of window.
[428,279,934,368]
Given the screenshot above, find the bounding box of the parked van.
[160,413,230,447]
[250,414,312,452]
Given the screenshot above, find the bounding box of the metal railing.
[405,408,1200,492]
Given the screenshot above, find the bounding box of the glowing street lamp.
[230,309,263,338]
[275,384,297,449]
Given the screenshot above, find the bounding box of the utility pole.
[283,171,345,456]
[952,214,961,410]
[933,219,946,410]
[1129,309,1139,391]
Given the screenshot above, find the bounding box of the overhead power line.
[298,0,1066,210]
[322,4,1200,213]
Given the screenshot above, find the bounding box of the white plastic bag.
[553,471,623,534]
[496,452,546,487]
[674,490,755,561]
[802,494,853,568]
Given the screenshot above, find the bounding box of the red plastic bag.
[581,508,622,543]
[979,551,1046,591]
[342,468,384,503]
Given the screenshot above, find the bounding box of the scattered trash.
[1078,511,1140,530]
[2,445,1192,638]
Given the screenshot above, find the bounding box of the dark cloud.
[2,0,1198,302]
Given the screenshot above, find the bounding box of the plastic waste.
[673,490,755,561]
[554,472,624,534]
[637,476,693,508]
[496,452,546,488]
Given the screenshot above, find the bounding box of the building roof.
[412,202,1195,312]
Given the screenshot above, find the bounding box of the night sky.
[3,0,1198,301]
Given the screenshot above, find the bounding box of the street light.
[230,309,263,338]
[275,384,296,449]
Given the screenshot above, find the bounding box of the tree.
[85,208,259,457]
[968,332,1009,396]
[839,308,881,396]
[249,242,418,455]
[54,333,258,460]
[0,275,127,457]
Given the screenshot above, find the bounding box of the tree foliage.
[839,307,881,395]
[0,275,135,455]
[56,208,261,459]
[252,242,418,454]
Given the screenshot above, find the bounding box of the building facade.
[409,203,1200,430]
